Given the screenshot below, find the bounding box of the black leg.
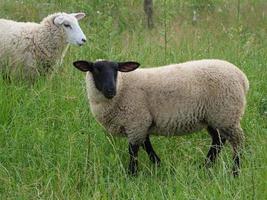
[205,126,226,167]
[142,136,160,165]
[232,154,240,177]
[128,143,139,176]
[219,126,244,177]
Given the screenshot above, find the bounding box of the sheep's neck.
[87,73,123,120]
[33,22,66,67]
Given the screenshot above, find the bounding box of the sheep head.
[54,12,87,46]
[73,60,140,99]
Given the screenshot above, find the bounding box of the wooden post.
[144,0,154,29]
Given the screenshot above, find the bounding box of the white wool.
[85,59,249,145]
[0,12,86,81]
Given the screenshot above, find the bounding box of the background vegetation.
[0,0,266,199]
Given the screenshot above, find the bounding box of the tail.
[241,73,249,94]
[234,62,249,94]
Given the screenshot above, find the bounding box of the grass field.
[0,0,267,199]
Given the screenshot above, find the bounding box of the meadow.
[0,0,267,199]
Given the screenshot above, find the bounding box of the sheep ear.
[73,61,94,72]
[71,13,86,20]
[118,62,140,72]
[54,15,65,25]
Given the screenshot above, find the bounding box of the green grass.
[0,0,267,199]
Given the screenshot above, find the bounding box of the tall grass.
[0,0,267,199]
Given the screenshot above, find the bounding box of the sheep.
[0,12,86,82]
[73,59,249,176]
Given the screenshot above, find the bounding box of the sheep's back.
[0,19,39,72]
[122,59,248,135]
[0,19,38,56]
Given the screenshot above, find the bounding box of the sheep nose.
[82,38,86,43]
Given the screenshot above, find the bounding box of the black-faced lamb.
[73,59,249,176]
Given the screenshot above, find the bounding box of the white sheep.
[73,59,249,176]
[0,12,86,81]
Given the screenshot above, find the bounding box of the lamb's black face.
[92,61,118,99]
[73,60,140,99]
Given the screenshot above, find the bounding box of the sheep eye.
[63,24,72,29]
